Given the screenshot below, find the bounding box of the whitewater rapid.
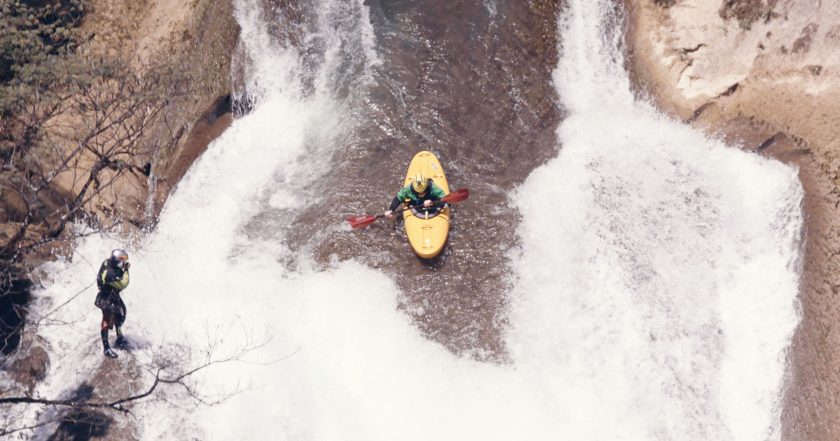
[26,0,802,440]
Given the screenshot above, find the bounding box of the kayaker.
[385,173,447,218]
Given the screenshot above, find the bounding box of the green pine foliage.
[0,0,90,115]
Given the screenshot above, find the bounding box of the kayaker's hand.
[423,200,433,208]
[384,210,394,218]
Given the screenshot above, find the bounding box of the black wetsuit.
[95,259,128,349]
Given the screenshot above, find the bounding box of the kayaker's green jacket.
[389,180,446,211]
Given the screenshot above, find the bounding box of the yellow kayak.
[402,151,450,259]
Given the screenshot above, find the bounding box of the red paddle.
[346,188,470,230]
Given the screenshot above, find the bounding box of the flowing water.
[25,0,803,439]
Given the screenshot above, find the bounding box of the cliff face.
[624,1,840,440]
[81,0,241,225]
[0,0,239,261]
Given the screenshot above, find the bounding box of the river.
[29,0,803,439]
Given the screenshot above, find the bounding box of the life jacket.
[97,260,128,295]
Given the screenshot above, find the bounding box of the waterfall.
[25,0,802,439]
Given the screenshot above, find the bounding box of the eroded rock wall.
[81,0,240,225]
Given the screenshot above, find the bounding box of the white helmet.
[110,249,129,268]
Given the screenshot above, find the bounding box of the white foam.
[25,0,802,439]
[509,1,802,440]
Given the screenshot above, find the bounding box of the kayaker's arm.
[388,196,404,212]
[386,186,414,216]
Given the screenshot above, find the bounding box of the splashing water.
[26,0,802,439]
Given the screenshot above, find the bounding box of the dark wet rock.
[267,0,563,361]
[5,342,50,392]
[47,410,113,441]
[87,356,145,405]
[45,383,116,441]
[0,278,33,354]
[41,359,145,440]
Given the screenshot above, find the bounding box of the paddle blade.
[442,188,469,204]
[346,214,379,229]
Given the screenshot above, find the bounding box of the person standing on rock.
[95,249,130,358]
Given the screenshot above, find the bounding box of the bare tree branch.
[0,332,272,438]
